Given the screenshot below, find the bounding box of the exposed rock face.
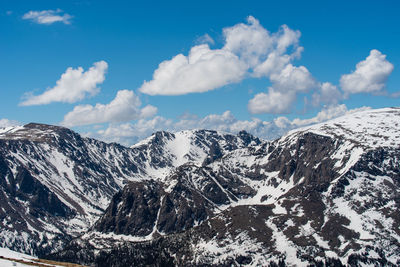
[93,163,257,238]
[94,181,162,236]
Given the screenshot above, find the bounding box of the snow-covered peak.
[0,125,24,135]
[0,123,75,143]
[282,107,400,149]
[131,129,261,168]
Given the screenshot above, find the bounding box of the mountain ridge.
[0,122,261,256]
[0,107,399,266]
[47,107,400,266]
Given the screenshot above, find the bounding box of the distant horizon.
[1,1,399,146]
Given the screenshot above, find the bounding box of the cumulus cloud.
[137,17,392,118]
[22,9,72,25]
[340,49,394,95]
[61,90,157,127]
[20,61,108,106]
[248,89,296,114]
[138,16,320,116]
[237,19,315,115]
[252,52,292,78]
[223,16,274,67]
[0,118,21,128]
[139,44,247,95]
[87,116,173,146]
[269,64,316,93]
[311,82,343,106]
[248,64,317,114]
[196,34,215,45]
[223,17,301,69]
[140,16,303,96]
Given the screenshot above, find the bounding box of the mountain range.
[0,107,399,266]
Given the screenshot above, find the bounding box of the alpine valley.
[0,107,399,266]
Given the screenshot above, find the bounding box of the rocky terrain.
[0,123,259,256]
[1,107,399,266]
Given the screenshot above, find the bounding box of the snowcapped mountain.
[46,107,400,266]
[130,129,261,179]
[1,107,399,266]
[0,124,259,256]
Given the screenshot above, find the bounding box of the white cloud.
[140,105,158,118]
[22,9,72,25]
[390,91,400,98]
[87,116,173,146]
[248,64,316,114]
[223,16,273,67]
[0,118,21,128]
[275,25,302,55]
[138,17,392,119]
[253,51,291,77]
[244,22,322,115]
[61,90,157,127]
[269,64,316,93]
[248,89,296,114]
[223,17,301,68]
[312,82,343,106]
[139,44,247,95]
[20,61,108,106]
[197,111,237,129]
[273,116,291,129]
[340,49,394,94]
[251,26,302,77]
[245,22,313,115]
[196,34,215,45]
[139,16,303,97]
[236,19,314,116]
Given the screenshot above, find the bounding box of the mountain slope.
[0,124,259,256]
[47,107,400,266]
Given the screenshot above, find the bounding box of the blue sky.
[0,0,399,145]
